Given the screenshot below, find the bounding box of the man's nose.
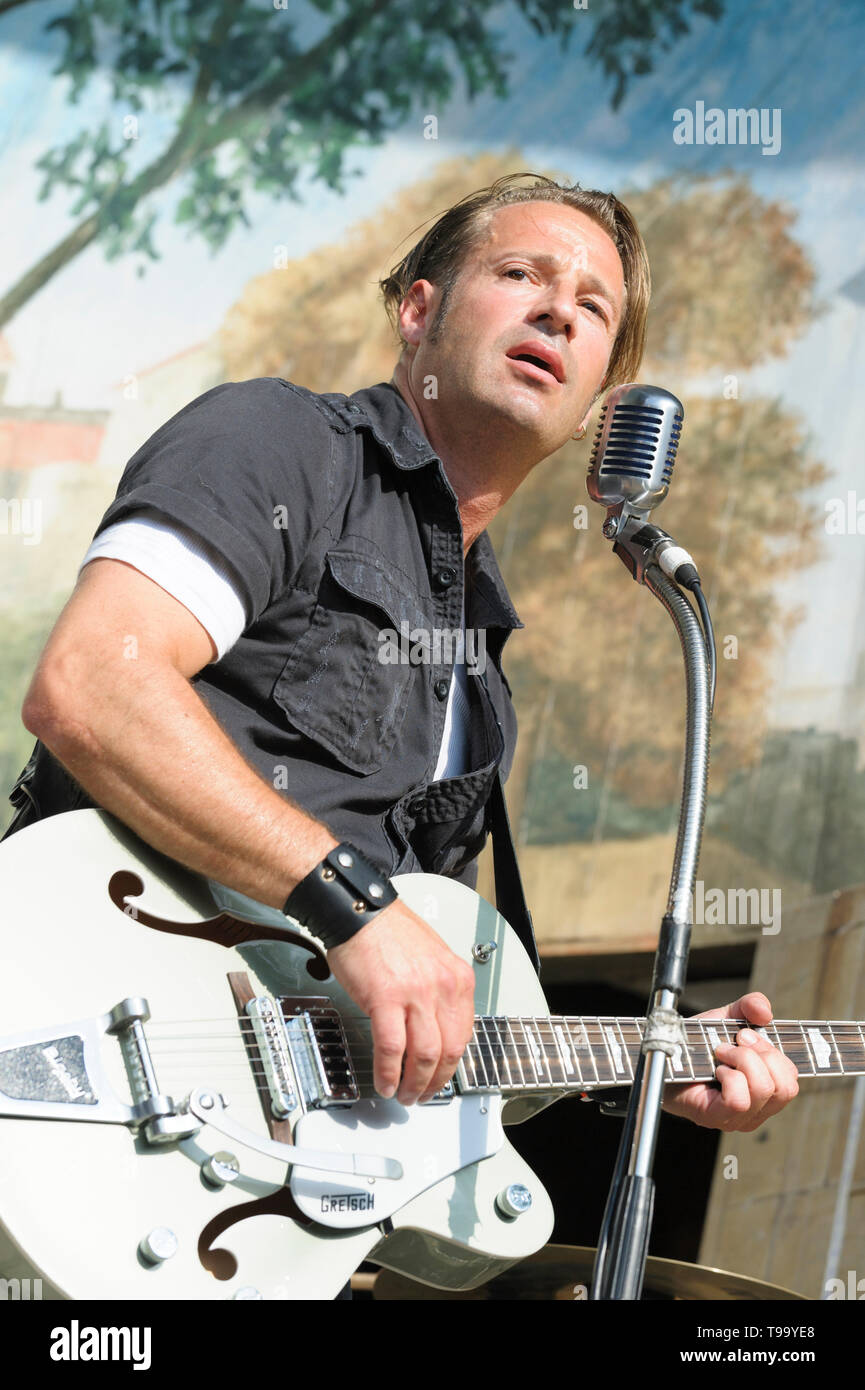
[532,286,574,338]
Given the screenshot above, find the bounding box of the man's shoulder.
[177,375,354,435]
[176,377,419,454]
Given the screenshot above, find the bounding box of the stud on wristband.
[282,842,398,950]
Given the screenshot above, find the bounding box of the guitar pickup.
[279,997,359,1109]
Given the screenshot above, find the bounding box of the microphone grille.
[586,383,683,514]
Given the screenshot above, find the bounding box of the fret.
[613,1019,636,1081]
[829,1023,849,1073]
[837,1024,863,1073]
[461,1026,479,1090]
[559,1023,586,1084]
[552,1019,578,1085]
[804,1024,834,1072]
[858,1024,865,1073]
[694,1020,717,1079]
[503,1016,527,1088]
[702,1019,725,1066]
[768,1023,786,1057]
[663,1018,686,1082]
[827,1024,845,1074]
[823,1023,845,1073]
[577,1019,602,1086]
[471,1023,489,1088]
[520,1019,543,1087]
[632,1017,647,1081]
[619,1019,642,1080]
[553,1023,572,1084]
[478,1017,501,1088]
[602,1020,627,1079]
[796,1022,818,1076]
[490,1017,514,1089]
[596,1018,618,1084]
[531,1019,556,1087]
[536,1020,564,1088]
[554,1021,572,1086]
[681,1023,696,1080]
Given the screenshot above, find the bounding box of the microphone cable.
[689,580,716,717]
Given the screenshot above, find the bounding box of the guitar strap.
[487,769,542,979]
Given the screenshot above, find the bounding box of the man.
[9,172,797,1131]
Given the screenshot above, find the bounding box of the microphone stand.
[590,516,713,1301]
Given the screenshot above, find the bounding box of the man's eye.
[504,268,529,280]
[581,300,607,321]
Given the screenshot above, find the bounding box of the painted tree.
[0,0,726,327]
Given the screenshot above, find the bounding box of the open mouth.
[507,353,561,383]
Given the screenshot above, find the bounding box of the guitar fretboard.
[458,1017,865,1094]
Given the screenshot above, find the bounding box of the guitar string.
[140,1020,862,1084]
[142,1045,856,1086]
[141,1016,865,1033]
[141,1019,865,1064]
[141,1020,865,1063]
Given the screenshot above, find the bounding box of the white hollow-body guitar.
[0,809,862,1300]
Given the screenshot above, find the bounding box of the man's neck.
[388,367,537,557]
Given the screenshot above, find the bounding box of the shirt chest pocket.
[273,550,428,774]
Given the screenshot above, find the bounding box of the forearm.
[22,659,338,908]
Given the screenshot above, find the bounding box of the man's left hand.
[662,992,799,1131]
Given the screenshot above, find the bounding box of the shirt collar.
[347,381,523,632]
[346,380,438,470]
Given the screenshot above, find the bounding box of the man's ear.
[397,279,436,347]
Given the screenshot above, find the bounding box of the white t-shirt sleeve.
[78,509,248,662]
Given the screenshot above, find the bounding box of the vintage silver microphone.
[586,383,698,589]
[586,381,714,1302]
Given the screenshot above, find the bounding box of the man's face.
[400,201,626,460]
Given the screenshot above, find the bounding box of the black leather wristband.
[282,842,398,949]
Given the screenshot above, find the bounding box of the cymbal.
[366,1245,807,1300]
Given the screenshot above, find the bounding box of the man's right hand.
[325,897,476,1107]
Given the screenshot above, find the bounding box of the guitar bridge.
[279,997,359,1109]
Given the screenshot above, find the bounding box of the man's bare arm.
[21,557,475,1105]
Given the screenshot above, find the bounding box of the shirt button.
[434,677,450,700]
[434,567,457,590]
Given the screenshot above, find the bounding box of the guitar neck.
[458,1016,865,1095]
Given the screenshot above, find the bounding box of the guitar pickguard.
[290,1095,504,1228]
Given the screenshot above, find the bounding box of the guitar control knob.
[201,1151,241,1188]
[138,1227,178,1265]
[495,1184,533,1220]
